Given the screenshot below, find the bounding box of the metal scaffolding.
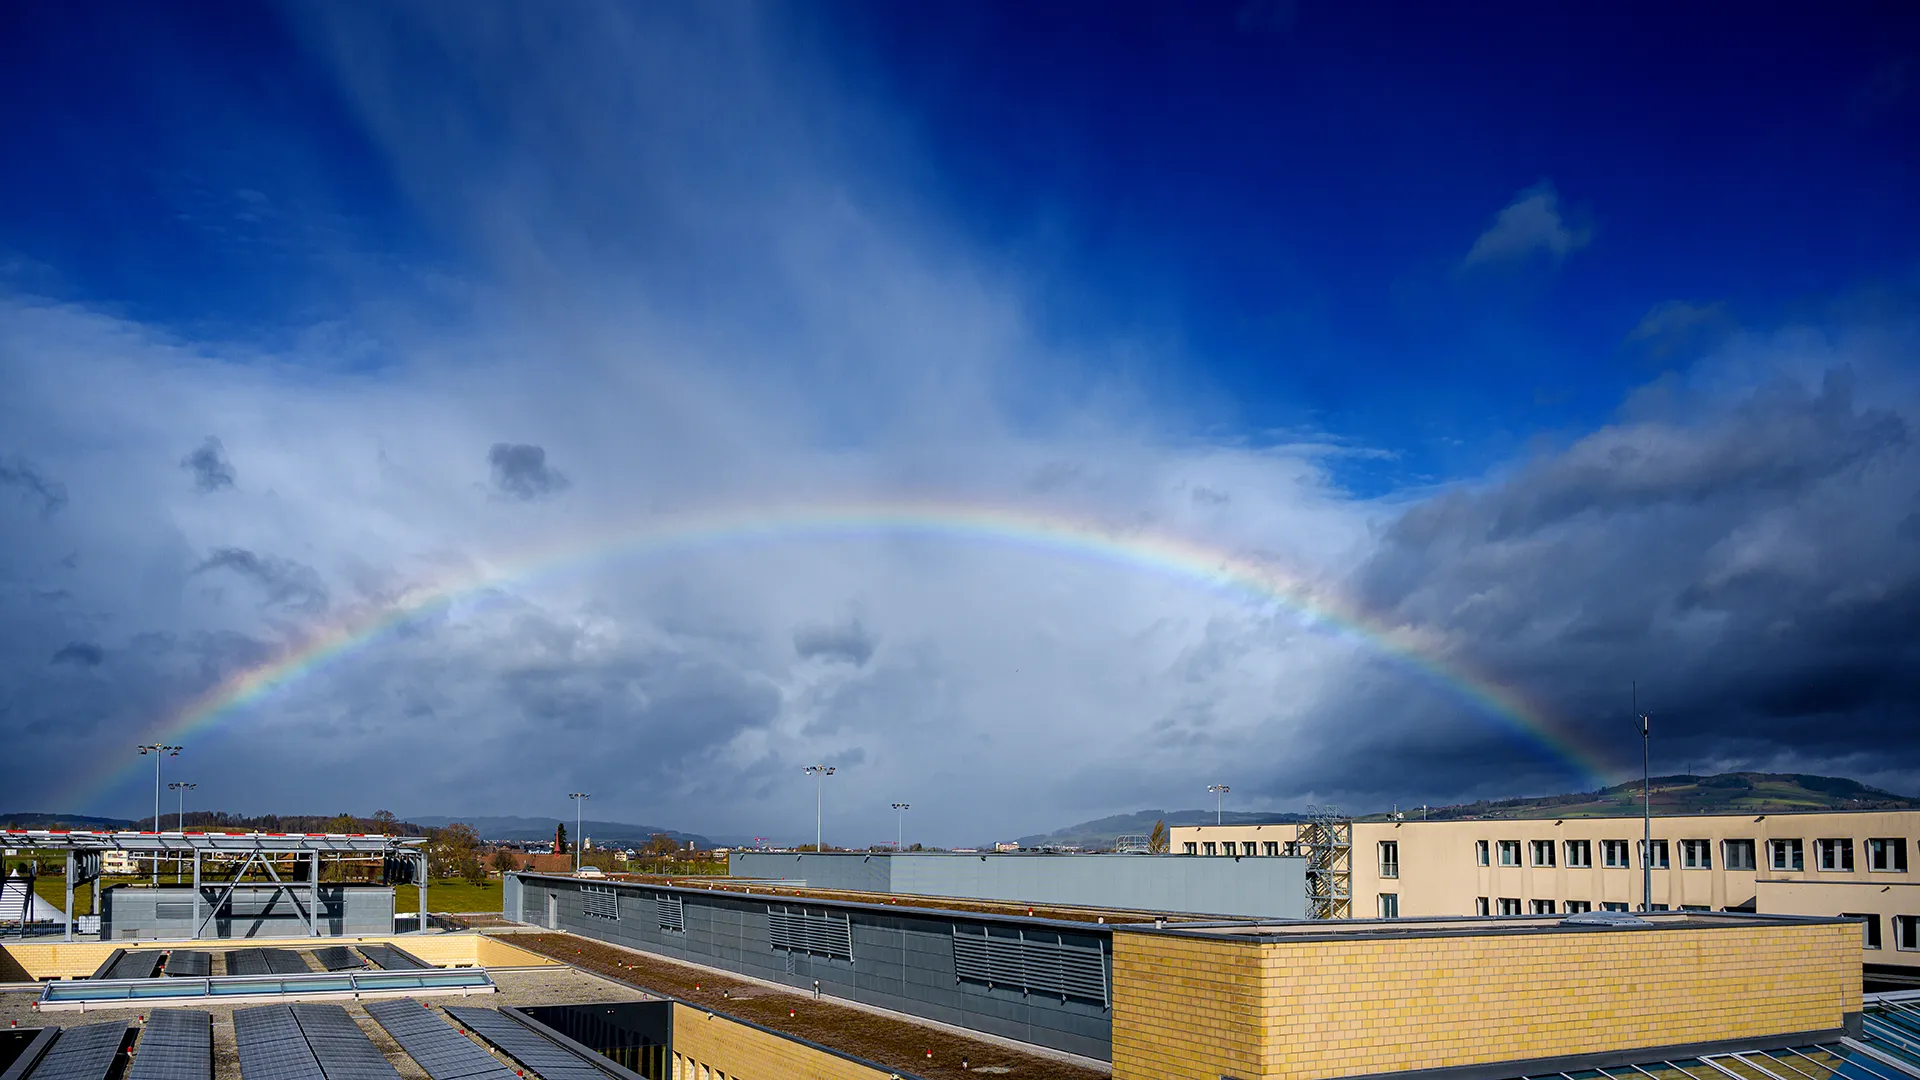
[1299,805,1352,920]
[0,830,428,942]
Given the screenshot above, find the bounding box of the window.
[1680,839,1712,869]
[1771,839,1804,871]
[1378,893,1399,919]
[1817,838,1854,872]
[1601,902,1629,912]
[1895,915,1919,952]
[1602,840,1631,868]
[1529,840,1556,868]
[1496,898,1522,916]
[1529,899,1555,915]
[1184,842,1198,855]
[1243,842,1258,857]
[1869,838,1908,873]
[582,885,620,920]
[1203,842,1217,856]
[1378,841,1400,879]
[1475,897,1490,917]
[1282,842,1300,857]
[1642,839,1669,869]
[1723,839,1757,871]
[1564,900,1592,914]
[1648,903,1670,911]
[1845,914,1881,950]
[1263,841,1279,857]
[1498,840,1521,867]
[1565,840,1592,868]
[1476,840,1490,866]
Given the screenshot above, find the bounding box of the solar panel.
[226,949,311,977]
[24,1022,129,1080]
[163,952,211,978]
[105,953,164,981]
[355,946,427,972]
[289,1006,399,1080]
[442,1009,612,1080]
[310,948,364,972]
[127,1010,211,1080]
[226,950,269,977]
[362,1002,513,1080]
[233,1007,325,1080]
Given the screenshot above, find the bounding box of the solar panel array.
[310,947,365,972]
[289,1006,400,1080]
[126,1010,211,1080]
[363,1001,514,1080]
[227,949,311,977]
[355,945,427,972]
[443,1009,612,1080]
[233,1006,325,1080]
[103,952,163,980]
[25,1022,130,1080]
[163,951,211,978]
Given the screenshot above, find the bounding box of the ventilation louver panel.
[951,925,1107,1005]
[654,893,684,933]
[766,905,853,961]
[581,886,619,920]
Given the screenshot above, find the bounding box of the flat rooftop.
[1122,909,1853,942]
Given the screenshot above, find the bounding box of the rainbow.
[75,499,1617,808]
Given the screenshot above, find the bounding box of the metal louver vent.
[767,905,853,960]
[655,893,685,933]
[582,885,619,920]
[951,925,1108,1006]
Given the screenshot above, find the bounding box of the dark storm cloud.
[191,548,331,614]
[488,443,569,501]
[792,619,876,667]
[50,641,104,666]
[180,436,236,492]
[0,455,69,517]
[1331,365,1920,798]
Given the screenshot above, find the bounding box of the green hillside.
[1375,772,1920,822]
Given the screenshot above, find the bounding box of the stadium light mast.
[568,793,590,871]
[804,766,835,852]
[137,744,181,884]
[1635,684,1652,912]
[1209,784,1231,827]
[891,803,911,851]
[169,782,197,885]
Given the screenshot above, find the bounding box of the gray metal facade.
[507,872,1113,1061]
[728,851,1309,919]
[100,885,395,940]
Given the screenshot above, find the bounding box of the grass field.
[395,878,502,914]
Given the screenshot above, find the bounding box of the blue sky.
[1,3,1916,839]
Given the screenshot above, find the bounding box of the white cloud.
[1463,181,1593,267]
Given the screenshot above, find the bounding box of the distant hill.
[1380,772,1920,821]
[1016,809,1310,851]
[410,815,711,849]
[1,812,138,830]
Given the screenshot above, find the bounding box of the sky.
[1,2,1916,846]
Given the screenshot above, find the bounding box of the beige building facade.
[1171,809,1920,982]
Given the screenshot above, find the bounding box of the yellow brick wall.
[667,1002,897,1080]
[1114,921,1861,1080]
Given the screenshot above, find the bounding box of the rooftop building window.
[1529,840,1555,868]
[1529,899,1555,915]
[1770,839,1804,872]
[1242,842,1258,857]
[1379,841,1399,879]
[1817,838,1854,872]
[1475,840,1489,866]
[1202,842,1217,856]
[1262,841,1279,857]
[1642,839,1669,870]
[1680,839,1712,869]
[1564,900,1592,914]
[1845,913,1881,950]
[1869,838,1907,873]
[1378,893,1399,919]
[1496,897,1521,915]
[1601,901,1630,912]
[1475,897,1490,916]
[1602,840,1631,868]
[1184,842,1197,855]
[1896,915,1919,952]
[1723,839,1756,871]
[1498,840,1521,867]
[1565,840,1591,868]
[1282,841,1300,857]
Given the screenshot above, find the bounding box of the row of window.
[1846,913,1920,951]
[1457,836,1908,873]
[1185,840,1299,857]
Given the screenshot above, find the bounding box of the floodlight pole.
[568,793,590,871]
[1636,683,1651,913]
[137,744,182,884]
[805,766,835,851]
[170,782,196,885]
[891,803,911,851]
[1209,784,1231,827]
